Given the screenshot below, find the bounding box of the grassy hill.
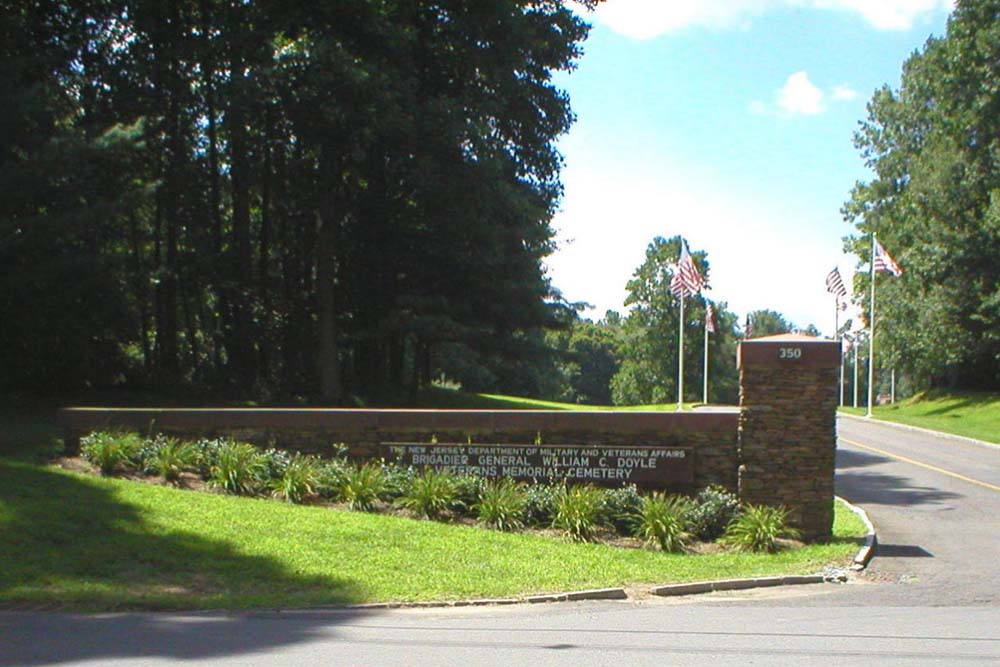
[839,390,1000,444]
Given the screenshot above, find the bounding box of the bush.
[379,461,417,500]
[454,474,487,514]
[191,437,229,478]
[398,468,460,519]
[338,463,387,511]
[209,441,266,495]
[524,482,559,526]
[600,484,643,535]
[271,454,321,504]
[552,484,605,541]
[688,485,741,541]
[633,493,691,552]
[149,437,197,482]
[80,431,143,475]
[258,447,292,482]
[721,504,802,553]
[316,458,350,499]
[476,478,527,531]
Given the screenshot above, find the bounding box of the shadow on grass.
[0,459,370,664]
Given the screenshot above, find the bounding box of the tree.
[844,0,1000,389]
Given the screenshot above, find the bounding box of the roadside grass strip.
[0,458,865,611]
[839,390,1000,444]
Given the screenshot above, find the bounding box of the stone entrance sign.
[380,443,693,487]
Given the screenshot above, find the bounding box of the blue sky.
[545,0,953,335]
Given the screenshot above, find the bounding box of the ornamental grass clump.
[475,478,528,531]
[80,431,143,475]
[688,485,741,541]
[149,437,197,483]
[722,504,802,553]
[551,483,604,541]
[271,454,321,504]
[398,468,461,519]
[209,441,266,496]
[338,463,387,511]
[632,493,691,553]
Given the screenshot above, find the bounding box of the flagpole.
[867,233,877,418]
[677,295,685,411]
[853,337,859,408]
[703,303,709,405]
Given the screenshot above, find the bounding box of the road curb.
[839,413,1000,451]
[341,587,628,611]
[835,494,877,570]
[649,574,834,597]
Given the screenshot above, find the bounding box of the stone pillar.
[738,334,840,541]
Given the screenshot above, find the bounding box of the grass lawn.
[839,390,1000,444]
[0,407,861,611]
[410,387,697,411]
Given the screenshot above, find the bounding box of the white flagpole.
[703,304,709,405]
[677,295,685,411]
[867,233,877,417]
[853,337,859,408]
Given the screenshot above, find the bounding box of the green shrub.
[338,463,387,511]
[191,437,229,478]
[258,447,292,482]
[316,458,350,499]
[80,431,143,475]
[633,493,691,552]
[454,474,487,514]
[271,454,321,504]
[524,482,559,526]
[379,461,417,500]
[150,437,197,482]
[688,485,741,541]
[398,468,461,519]
[552,484,604,541]
[476,478,527,531]
[721,504,802,553]
[209,441,265,495]
[600,484,643,535]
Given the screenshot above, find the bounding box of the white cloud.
[590,0,953,38]
[832,84,859,101]
[777,71,825,115]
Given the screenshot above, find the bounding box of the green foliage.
[80,431,143,475]
[524,482,560,526]
[745,310,795,338]
[475,478,528,531]
[337,463,387,512]
[610,236,742,406]
[377,461,417,500]
[844,3,1000,389]
[258,448,292,481]
[722,504,802,553]
[688,485,741,541]
[551,484,605,541]
[600,484,644,535]
[209,442,266,496]
[454,474,487,512]
[398,469,461,520]
[149,437,197,483]
[271,454,321,504]
[632,493,691,553]
[190,438,229,479]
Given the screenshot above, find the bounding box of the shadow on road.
[0,609,382,666]
[835,447,887,470]
[835,445,962,507]
[875,544,934,558]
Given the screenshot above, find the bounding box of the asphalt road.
[2,416,998,666]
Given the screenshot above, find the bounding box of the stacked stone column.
[738,335,840,541]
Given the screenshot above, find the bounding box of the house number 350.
[778,347,803,359]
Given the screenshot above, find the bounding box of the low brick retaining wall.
[57,408,740,493]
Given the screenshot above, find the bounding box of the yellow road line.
[839,437,1000,493]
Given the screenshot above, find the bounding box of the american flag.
[826,267,848,299]
[669,240,704,299]
[873,239,902,276]
[705,301,715,333]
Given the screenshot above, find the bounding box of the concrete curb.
[838,412,1000,451]
[341,587,628,611]
[650,574,837,597]
[835,494,877,570]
